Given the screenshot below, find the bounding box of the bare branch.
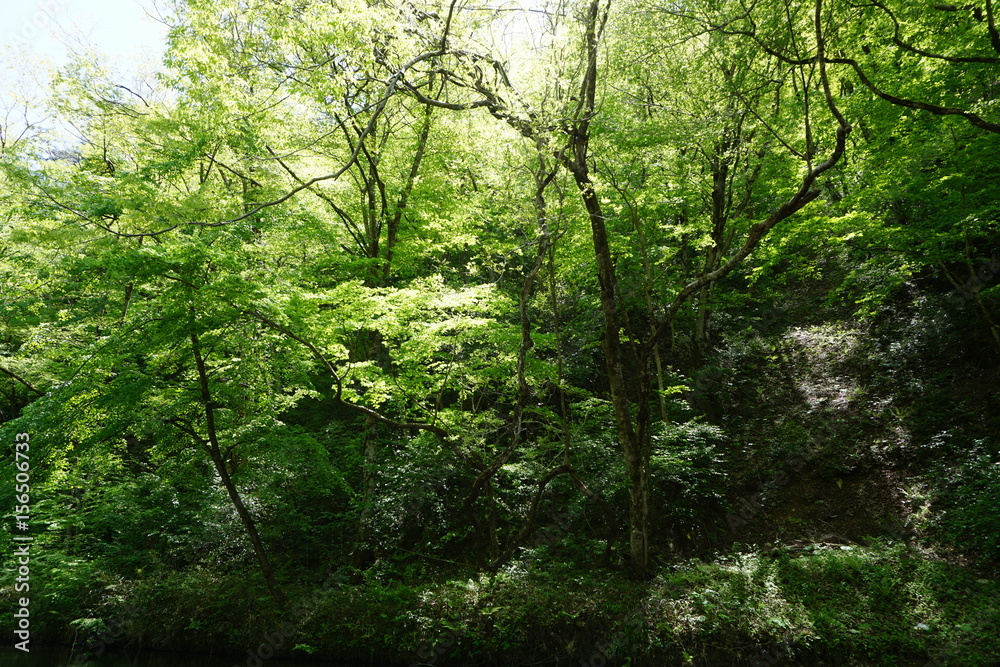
[646,0,853,349]
[864,0,998,63]
[827,55,1000,133]
[244,309,480,471]
[0,365,44,396]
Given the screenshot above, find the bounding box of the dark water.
[0,646,374,666]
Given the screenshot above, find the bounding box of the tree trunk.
[352,413,380,568]
[565,164,652,577]
[560,0,654,578]
[190,329,286,607]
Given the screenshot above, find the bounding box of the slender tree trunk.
[407,0,848,580]
[0,365,43,398]
[940,260,1000,358]
[383,101,433,282]
[579,177,653,577]
[564,159,653,576]
[348,105,434,562]
[623,189,670,424]
[561,0,653,577]
[352,413,380,568]
[694,282,712,358]
[190,329,285,607]
[458,168,552,517]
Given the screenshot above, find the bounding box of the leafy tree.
[398,0,849,576]
[1,0,997,614]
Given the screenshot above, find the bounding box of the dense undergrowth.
[4,539,1000,666]
[4,251,1000,666]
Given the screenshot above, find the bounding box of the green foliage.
[1,0,999,662]
[932,443,1000,564]
[651,422,729,530]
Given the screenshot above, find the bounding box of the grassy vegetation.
[6,539,998,665]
